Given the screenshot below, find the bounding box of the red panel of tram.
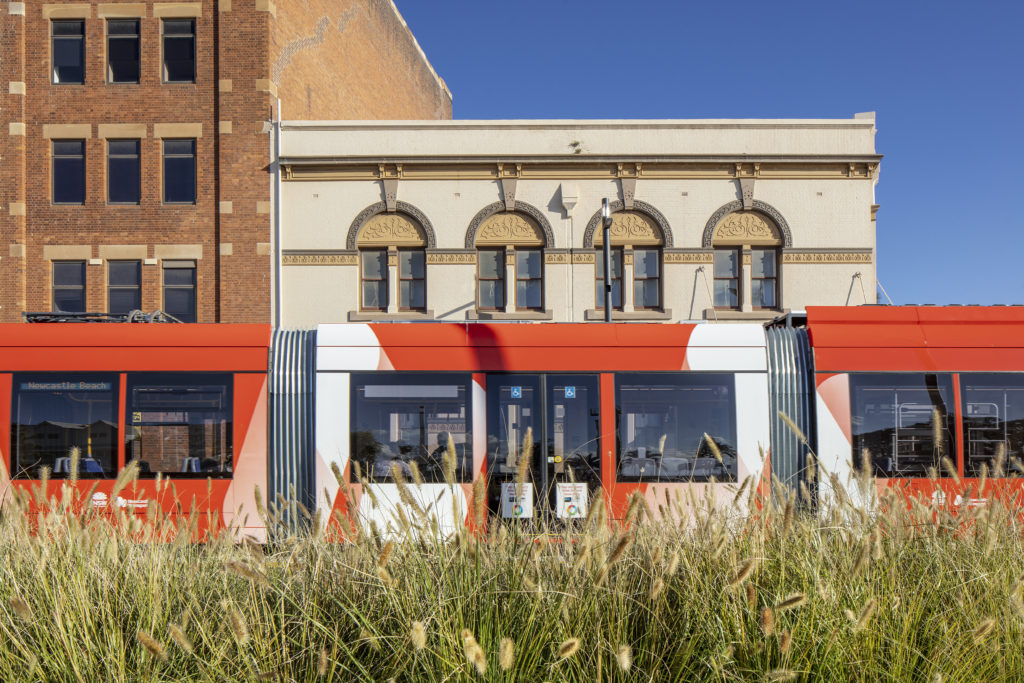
[0,324,271,539]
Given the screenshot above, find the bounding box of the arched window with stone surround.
[356,212,427,312]
[710,211,783,311]
[474,212,546,312]
[593,211,665,311]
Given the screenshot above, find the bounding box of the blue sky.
[396,0,1024,305]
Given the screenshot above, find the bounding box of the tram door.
[486,375,601,521]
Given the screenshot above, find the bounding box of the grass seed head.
[760,607,775,636]
[499,637,514,671]
[167,623,194,654]
[318,648,329,676]
[222,601,249,645]
[359,628,380,651]
[776,593,807,611]
[649,577,665,600]
[377,540,394,568]
[616,644,632,672]
[768,670,797,682]
[136,630,168,662]
[703,433,724,464]
[608,531,633,566]
[411,620,427,651]
[728,557,758,588]
[854,597,878,632]
[557,638,580,659]
[973,618,996,644]
[779,631,792,654]
[9,596,32,621]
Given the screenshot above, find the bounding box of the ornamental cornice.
[346,201,436,250]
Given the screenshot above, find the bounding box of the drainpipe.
[272,99,283,328]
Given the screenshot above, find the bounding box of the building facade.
[278,117,881,327]
[0,0,451,323]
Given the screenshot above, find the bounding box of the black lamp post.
[601,199,613,322]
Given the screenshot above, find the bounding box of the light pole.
[601,199,613,322]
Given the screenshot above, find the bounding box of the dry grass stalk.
[768,670,797,682]
[616,644,632,672]
[136,630,168,662]
[499,638,514,671]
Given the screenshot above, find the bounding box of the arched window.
[594,211,664,311]
[474,212,546,312]
[711,211,782,311]
[356,213,427,312]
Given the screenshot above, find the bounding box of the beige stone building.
[277,116,880,326]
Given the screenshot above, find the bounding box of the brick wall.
[1,0,450,324]
[270,0,452,121]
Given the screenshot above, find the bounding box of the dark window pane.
[399,250,424,279]
[616,373,737,482]
[54,289,86,313]
[516,249,542,278]
[108,288,141,314]
[53,140,86,205]
[361,281,386,310]
[53,261,85,286]
[478,250,503,279]
[162,267,195,287]
[108,20,140,83]
[714,280,738,308]
[108,260,140,286]
[714,249,738,277]
[163,140,196,204]
[163,265,196,322]
[634,249,659,278]
[12,374,118,479]
[753,249,776,278]
[108,140,141,204]
[962,375,1024,477]
[164,288,196,322]
[634,279,660,309]
[400,280,425,310]
[52,21,84,84]
[162,20,195,83]
[351,373,473,483]
[361,250,386,279]
[516,280,542,309]
[850,374,956,478]
[127,373,233,478]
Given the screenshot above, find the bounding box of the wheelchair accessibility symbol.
[511,386,522,398]
[564,386,576,398]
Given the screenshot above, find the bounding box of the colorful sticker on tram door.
[564,386,576,398]
[556,483,587,519]
[500,482,533,519]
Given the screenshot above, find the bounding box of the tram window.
[850,374,955,478]
[351,373,472,484]
[616,373,737,483]
[11,374,118,479]
[961,374,1024,477]
[126,374,233,478]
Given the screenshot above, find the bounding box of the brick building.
[0,0,451,323]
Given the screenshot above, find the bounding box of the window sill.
[703,308,783,321]
[584,309,673,321]
[467,309,554,321]
[348,310,434,322]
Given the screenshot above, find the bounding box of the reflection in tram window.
[351,373,472,483]
[11,374,118,478]
[126,374,233,477]
[486,377,541,481]
[962,374,1024,477]
[616,373,736,482]
[850,374,955,478]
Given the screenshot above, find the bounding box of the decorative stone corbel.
[497,163,521,211]
[379,163,402,212]
[739,177,755,211]
[617,163,640,210]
